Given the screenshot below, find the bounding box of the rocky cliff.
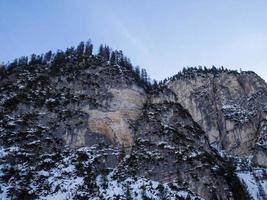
[167,68,267,168]
[0,46,266,199]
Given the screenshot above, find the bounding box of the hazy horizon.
[1,0,267,81]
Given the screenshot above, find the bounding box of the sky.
[1,0,267,81]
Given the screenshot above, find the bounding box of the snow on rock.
[94,171,204,200]
[237,169,267,200]
[222,103,254,124]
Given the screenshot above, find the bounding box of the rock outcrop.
[0,46,266,199]
[86,87,146,147]
[168,70,267,167]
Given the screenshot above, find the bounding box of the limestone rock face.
[86,87,146,147]
[127,101,234,200]
[0,49,266,199]
[149,87,177,104]
[168,71,267,166]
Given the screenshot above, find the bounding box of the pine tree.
[123,57,133,70]
[203,66,208,73]
[104,46,110,60]
[147,75,151,86]
[134,66,141,79]
[28,54,42,65]
[182,67,186,74]
[29,54,38,65]
[65,47,75,56]
[98,44,104,57]
[50,50,66,75]
[18,56,28,66]
[85,40,93,56]
[117,50,123,64]
[43,50,52,64]
[98,45,110,61]
[141,69,148,83]
[0,64,6,77]
[152,80,158,89]
[211,65,217,74]
[110,51,116,65]
[53,51,65,66]
[76,41,85,56]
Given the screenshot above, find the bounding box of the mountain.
[167,68,267,167]
[0,43,266,200]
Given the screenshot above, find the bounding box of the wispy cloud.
[107,15,151,58]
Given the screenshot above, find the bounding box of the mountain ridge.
[0,42,266,199]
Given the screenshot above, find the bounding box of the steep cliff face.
[86,86,146,147]
[0,57,145,149]
[0,48,266,199]
[168,70,267,167]
[0,55,150,199]
[127,102,233,199]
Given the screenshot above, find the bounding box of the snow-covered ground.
[0,145,204,200]
[237,169,267,200]
[94,171,203,200]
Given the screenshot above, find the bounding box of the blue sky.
[1,0,267,80]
